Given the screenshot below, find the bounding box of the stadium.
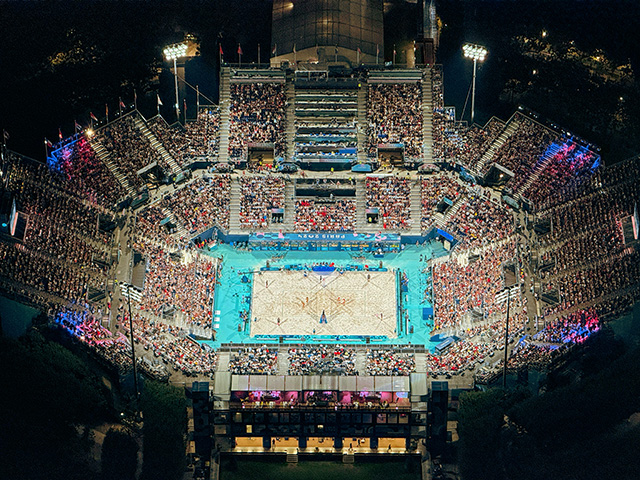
[0,1,639,479]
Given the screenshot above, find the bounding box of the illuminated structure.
[271,0,384,67]
[462,43,487,124]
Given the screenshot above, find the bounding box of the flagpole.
[44,138,48,162]
[134,89,138,111]
[376,44,379,65]
[196,85,200,110]
[105,104,109,123]
[258,43,261,65]
[393,44,396,65]
[119,97,122,117]
[357,47,360,65]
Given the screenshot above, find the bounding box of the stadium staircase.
[441,195,465,225]
[277,351,289,375]
[132,115,182,176]
[228,177,242,232]
[422,69,434,164]
[218,69,231,164]
[354,178,370,233]
[355,350,367,375]
[474,115,522,174]
[282,180,296,232]
[356,84,369,164]
[217,351,230,372]
[161,206,189,240]
[87,137,135,196]
[414,353,427,373]
[516,142,562,197]
[408,181,423,236]
[284,82,296,162]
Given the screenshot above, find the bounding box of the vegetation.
[456,330,640,480]
[140,381,187,480]
[0,330,111,480]
[101,428,139,480]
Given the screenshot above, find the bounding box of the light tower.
[463,43,487,124]
[163,42,188,121]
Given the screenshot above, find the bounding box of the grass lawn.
[220,458,422,480]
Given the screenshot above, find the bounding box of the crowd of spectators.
[365,176,412,230]
[288,345,356,375]
[481,113,556,174]
[367,82,423,159]
[294,199,356,232]
[96,114,169,190]
[239,175,285,229]
[49,136,126,206]
[444,187,514,250]
[121,313,216,377]
[164,175,231,234]
[365,350,415,376]
[534,308,600,344]
[138,245,217,330]
[229,345,278,375]
[517,140,599,209]
[539,221,624,277]
[228,83,286,159]
[431,66,445,161]
[148,108,220,167]
[55,308,134,373]
[543,249,640,314]
[433,240,518,330]
[455,118,506,170]
[0,154,113,305]
[421,173,466,230]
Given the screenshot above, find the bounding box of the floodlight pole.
[502,287,511,388]
[471,57,478,124]
[172,56,180,121]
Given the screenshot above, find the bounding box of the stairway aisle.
[408,180,423,236]
[285,82,296,162]
[218,69,231,164]
[88,137,135,195]
[217,351,230,372]
[422,69,434,164]
[282,180,296,232]
[355,177,369,233]
[356,84,368,164]
[228,176,242,232]
[133,115,181,175]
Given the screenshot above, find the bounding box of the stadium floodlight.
[163,42,188,121]
[462,43,488,124]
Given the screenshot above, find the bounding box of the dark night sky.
[1,0,639,162]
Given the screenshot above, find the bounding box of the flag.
[219,44,223,56]
[183,98,187,114]
[271,43,277,56]
[237,44,243,56]
[105,103,109,117]
[58,128,63,140]
[357,47,361,54]
[75,120,82,132]
[335,45,339,54]
[45,138,53,148]
[376,44,380,56]
[90,112,98,122]
[119,97,126,109]
[157,94,163,106]
[2,129,8,143]
[293,43,296,54]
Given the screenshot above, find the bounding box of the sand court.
[250,269,397,338]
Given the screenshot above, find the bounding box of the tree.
[102,428,139,480]
[140,381,187,480]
